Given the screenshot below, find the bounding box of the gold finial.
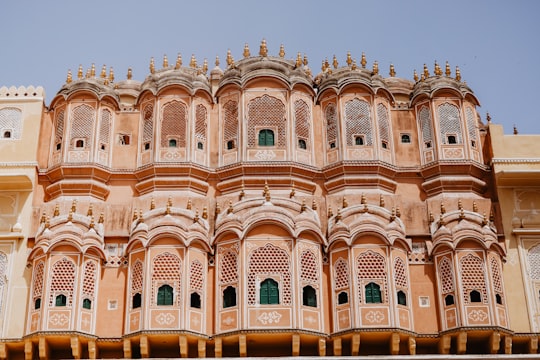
[332,55,338,69]
[186,198,192,210]
[66,69,72,84]
[423,63,429,78]
[312,199,317,210]
[321,59,326,72]
[486,112,491,123]
[296,52,302,68]
[215,55,220,67]
[77,64,83,79]
[429,212,434,223]
[90,63,96,77]
[438,212,445,227]
[413,69,419,82]
[389,63,395,77]
[109,67,114,83]
[202,58,208,74]
[351,59,357,70]
[68,209,73,222]
[301,199,307,212]
[100,64,107,78]
[139,209,144,223]
[490,208,495,222]
[328,205,333,218]
[40,211,46,224]
[263,183,271,202]
[243,43,250,58]
[163,54,169,68]
[149,57,155,74]
[165,201,171,215]
[346,52,352,66]
[434,61,442,76]
[396,206,401,218]
[303,54,308,66]
[473,201,478,213]
[361,52,367,68]
[279,44,285,58]
[98,212,104,224]
[372,61,379,75]
[361,193,366,205]
[458,199,463,210]
[127,67,133,80]
[239,186,245,200]
[514,125,518,135]
[440,202,446,214]
[45,216,50,229]
[459,207,465,220]
[226,49,234,66]
[132,210,138,222]
[228,200,234,214]
[190,54,197,68]
[335,208,342,222]
[150,197,155,210]
[324,58,330,71]
[215,202,221,215]
[89,216,95,229]
[71,199,77,213]
[343,197,348,208]
[420,73,425,81]
[53,204,60,217]
[202,206,208,219]
[174,53,182,69]
[445,61,451,77]
[193,209,199,223]
[455,66,461,81]
[482,212,488,226]
[259,39,268,57]
[87,204,93,217]
[85,68,91,79]
[379,194,385,208]
[390,207,396,221]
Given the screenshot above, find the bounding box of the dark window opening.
[75,139,84,148]
[447,135,457,144]
[197,142,203,150]
[82,298,92,309]
[401,134,411,143]
[260,278,279,304]
[298,139,307,149]
[56,142,62,151]
[144,142,150,151]
[258,129,275,146]
[425,141,432,148]
[3,131,11,138]
[355,136,364,146]
[397,290,407,306]
[132,293,142,309]
[34,298,41,310]
[168,139,177,148]
[55,294,67,307]
[223,286,237,308]
[120,134,130,145]
[329,142,336,149]
[496,293,503,305]
[470,290,482,303]
[445,294,455,306]
[471,140,476,148]
[338,291,349,305]
[381,141,388,149]
[100,143,106,151]
[157,284,174,305]
[302,285,317,307]
[365,282,382,303]
[190,292,201,309]
[227,140,235,150]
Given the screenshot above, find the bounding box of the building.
[0,40,538,359]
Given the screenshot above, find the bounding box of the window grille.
[356,250,388,303]
[377,103,390,145]
[161,101,187,148]
[460,254,487,304]
[438,103,463,144]
[325,103,338,148]
[438,257,455,294]
[345,99,372,146]
[223,100,239,150]
[0,108,22,140]
[152,252,182,306]
[49,258,76,307]
[295,99,311,148]
[247,95,286,148]
[195,104,207,149]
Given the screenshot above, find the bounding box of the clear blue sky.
[1,0,538,134]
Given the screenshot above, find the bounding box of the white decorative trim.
[492,158,540,164]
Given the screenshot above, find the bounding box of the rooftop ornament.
[279,44,285,58]
[175,53,182,69]
[149,57,155,74]
[389,63,396,77]
[259,39,268,57]
[361,52,367,68]
[163,54,169,68]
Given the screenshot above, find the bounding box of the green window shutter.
[258,131,266,146]
[157,285,173,305]
[269,280,279,304]
[365,282,381,303]
[260,280,269,304]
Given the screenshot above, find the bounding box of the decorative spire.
[379,194,385,208]
[98,213,104,224]
[429,212,434,223]
[53,204,60,217]
[227,200,234,214]
[215,55,220,67]
[389,63,395,77]
[342,197,348,208]
[90,63,96,77]
[372,61,379,75]
[482,212,488,226]
[335,208,342,222]
[71,199,77,213]
[332,55,338,69]
[361,193,366,205]
[109,67,114,83]
[445,61,451,77]
[312,199,317,210]
[226,49,234,66]
[132,210,138,222]
[175,53,182,69]
[303,54,308,66]
[473,201,478,213]
[346,51,352,66]
[455,66,461,81]
[514,125,518,135]
[202,58,208,74]
[165,201,171,215]
[243,43,250,58]
[458,199,463,211]
[396,206,401,218]
[351,59,357,70]
[66,69,72,84]
[86,68,91,79]
[77,64,83,79]
[150,197,155,210]
[413,69,419,82]
[149,57,155,74]
[390,207,396,221]
[215,202,221,215]
[440,202,446,214]
[486,112,491,123]
[434,61,442,76]
[87,204,93,217]
[301,199,307,213]
[127,67,133,80]
[361,52,367,68]
[279,44,285,58]
[100,64,107,78]
[68,209,73,222]
[259,39,268,57]
[328,205,333,218]
[89,216,95,229]
[193,209,199,223]
[296,52,302,68]
[423,63,429,78]
[239,186,245,200]
[263,183,271,202]
[190,54,197,68]
[202,206,208,220]
[45,216,50,229]
[290,183,295,198]
[40,211,46,224]
[139,209,144,223]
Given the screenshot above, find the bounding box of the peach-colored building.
[1,41,539,359]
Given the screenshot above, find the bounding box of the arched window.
[168,139,177,147]
[401,134,411,143]
[132,293,142,309]
[226,140,235,150]
[157,284,174,305]
[82,298,92,310]
[260,278,279,304]
[496,293,503,305]
[397,290,407,306]
[355,135,364,145]
[445,294,455,306]
[365,282,382,303]
[258,129,274,146]
[298,139,307,149]
[223,286,237,308]
[470,290,482,303]
[447,135,457,144]
[190,292,201,309]
[55,294,67,307]
[75,139,85,148]
[3,130,11,138]
[302,285,317,307]
[197,142,203,150]
[34,298,41,310]
[338,291,349,305]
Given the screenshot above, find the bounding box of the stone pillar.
[333,337,342,356]
[489,332,500,354]
[123,339,132,359]
[457,331,467,355]
[318,337,326,357]
[351,333,360,356]
[292,334,300,356]
[38,336,49,360]
[0,343,8,360]
[70,336,81,359]
[504,335,512,354]
[179,335,188,358]
[389,332,400,355]
[529,337,538,354]
[239,334,247,357]
[214,337,222,358]
[140,335,150,358]
[438,334,451,354]
[88,340,99,360]
[24,339,33,360]
[198,339,206,358]
[408,336,416,355]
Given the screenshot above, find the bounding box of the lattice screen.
[70,104,95,149]
[377,103,390,144]
[528,245,540,280]
[345,99,372,146]
[131,260,143,294]
[419,106,433,144]
[49,257,76,307]
[356,250,388,303]
[465,107,478,141]
[223,100,238,147]
[300,250,318,284]
[438,256,455,294]
[247,95,286,148]
[82,260,97,302]
[459,254,487,304]
[161,101,187,147]
[152,252,182,305]
[438,103,463,144]
[142,104,154,148]
[99,109,111,148]
[190,260,204,291]
[32,261,45,304]
[54,110,65,147]
[334,258,350,290]
[219,250,238,285]
[295,99,311,148]
[195,104,207,148]
[394,257,408,288]
[247,243,291,305]
[325,103,338,147]
[490,257,503,295]
[0,108,22,139]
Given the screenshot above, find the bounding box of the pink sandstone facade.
[1,41,539,358]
